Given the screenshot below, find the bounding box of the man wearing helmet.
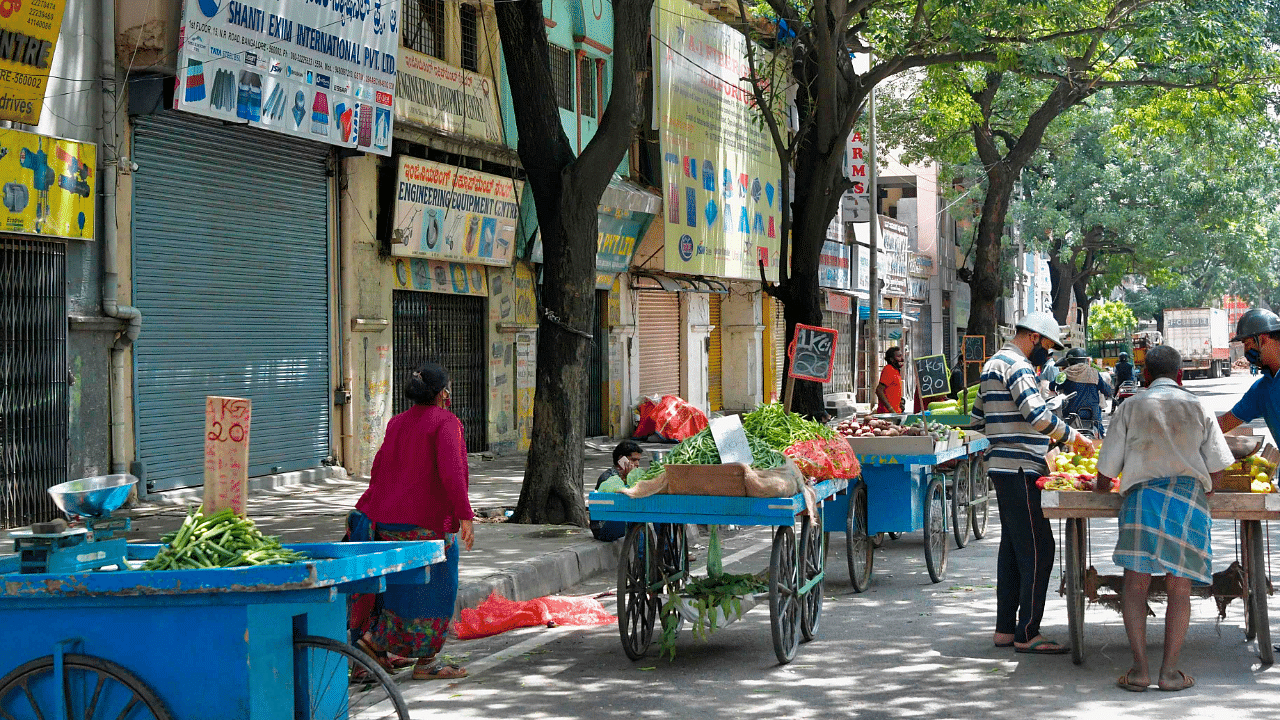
[1051,347,1113,436]
[1115,352,1135,386]
[972,311,1096,655]
[1217,308,1280,440]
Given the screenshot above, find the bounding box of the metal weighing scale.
[8,474,138,574]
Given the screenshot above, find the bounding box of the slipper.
[413,662,468,681]
[1116,673,1149,692]
[355,637,404,674]
[1158,671,1195,692]
[385,654,416,670]
[1015,639,1070,655]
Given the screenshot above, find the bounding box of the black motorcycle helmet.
[1231,308,1280,343]
[1064,347,1090,365]
[1118,352,1129,361]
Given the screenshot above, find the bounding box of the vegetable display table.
[1042,490,1279,666]
[0,541,444,720]
[587,478,847,664]
[824,438,992,590]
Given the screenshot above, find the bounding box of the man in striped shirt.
[971,311,1095,655]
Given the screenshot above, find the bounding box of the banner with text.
[820,240,851,289]
[655,0,782,281]
[879,215,910,298]
[175,0,398,154]
[393,258,490,296]
[0,0,69,123]
[391,157,523,266]
[396,48,503,144]
[0,128,95,240]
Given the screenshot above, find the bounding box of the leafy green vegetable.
[658,572,768,660]
[625,426,788,487]
[143,506,308,570]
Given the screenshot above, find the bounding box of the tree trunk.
[497,0,652,525]
[1048,255,1081,325]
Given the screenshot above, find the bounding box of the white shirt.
[1097,377,1234,493]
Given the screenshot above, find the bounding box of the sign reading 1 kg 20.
[914,354,950,398]
[788,324,839,383]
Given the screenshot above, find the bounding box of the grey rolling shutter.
[637,290,681,399]
[823,307,854,393]
[131,113,331,491]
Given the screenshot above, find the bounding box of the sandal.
[1158,671,1195,692]
[1116,673,1149,692]
[1014,638,1070,655]
[355,637,407,674]
[413,662,469,681]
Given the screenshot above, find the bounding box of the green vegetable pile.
[142,507,309,570]
[741,402,836,450]
[658,572,768,660]
[626,427,787,486]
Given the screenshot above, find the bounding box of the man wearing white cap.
[972,311,1096,655]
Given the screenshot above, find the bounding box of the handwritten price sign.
[203,396,251,515]
[788,324,839,383]
[914,354,950,398]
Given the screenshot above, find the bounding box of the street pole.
[867,86,880,408]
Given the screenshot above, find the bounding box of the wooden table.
[1042,491,1280,665]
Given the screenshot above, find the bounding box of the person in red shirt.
[876,346,905,413]
[347,362,475,681]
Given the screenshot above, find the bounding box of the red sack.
[784,436,862,480]
[454,591,616,640]
[633,395,708,442]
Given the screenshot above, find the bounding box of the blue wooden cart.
[0,541,444,720]
[823,438,991,590]
[588,478,847,665]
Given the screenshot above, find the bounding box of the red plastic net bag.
[784,436,861,480]
[636,395,708,441]
[454,591,617,640]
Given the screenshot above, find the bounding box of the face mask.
[1246,348,1263,366]
[1029,343,1050,367]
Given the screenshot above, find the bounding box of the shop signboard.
[393,257,490,296]
[655,0,782,282]
[0,129,95,240]
[0,0,69,124]
[908,277,929,302]
[826,291,853,315]
[820,240,851,289]
[879,215,910,297]
[909,252,934,277]
[955,281,971,328]
[391,157,523,266]
[843,132,871,220]
[175,0,398,154]
[596,207,650,288]
[396,48,504,144]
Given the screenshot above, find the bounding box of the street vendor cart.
[0,476,444,720]
[824,435,992,590]
[587,478,847,665]
[1043,490,1278,666]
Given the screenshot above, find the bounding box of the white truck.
[1163,307,1232,379]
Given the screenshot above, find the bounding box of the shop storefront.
[131,113,334,491]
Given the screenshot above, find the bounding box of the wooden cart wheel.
[1065,518,1087,666]
[800,509,825,642]
[769,524,801,664]
[295,635,410,720]
[1246,521,1273,665]
[970,457,991,540]
[847,482,873,593]
[0,654,173,720]
[617,523,659,660]
[951,462,972,549]
[923,478,948,583]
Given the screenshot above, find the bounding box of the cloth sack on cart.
[632,395,709,442]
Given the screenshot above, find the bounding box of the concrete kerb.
[455,536,622,616]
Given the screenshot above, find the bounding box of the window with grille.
[460,4,479,72]
[549,45,573,111]
[402,0,445,59]
[578,56,596,117]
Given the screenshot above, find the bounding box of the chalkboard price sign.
[914,354,951,398]
[788,324,839,383]
[963,335,987,362]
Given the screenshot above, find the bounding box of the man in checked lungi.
[1093,345,1234,692]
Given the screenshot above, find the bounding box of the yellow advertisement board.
[0,128,95,240]
[655,0,782,282]
[0,0,70,124]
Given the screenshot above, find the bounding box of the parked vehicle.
[1163,308,1232,379]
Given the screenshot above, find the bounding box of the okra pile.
[142,506,309,570]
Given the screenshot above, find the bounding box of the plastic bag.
[632,395,709,442]
[454,591,616,640]
[784,436,861,480]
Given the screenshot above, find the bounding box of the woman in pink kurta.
[347,362,475,681]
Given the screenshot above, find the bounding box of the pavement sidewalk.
[122,439,640,614]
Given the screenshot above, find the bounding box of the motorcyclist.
[1051,347,1113,437]
[1217,308,1280,439]
[1114,352,1135,386]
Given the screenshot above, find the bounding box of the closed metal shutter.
[0,238,66,527]
[637,290,680,399]
[587,290,607,435]
[707,294,723,411]
[392,291,488,452]
[772,298,786,391]
[132,113,331,491]
[823,306,854,393]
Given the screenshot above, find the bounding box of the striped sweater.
[970,343,1072,475]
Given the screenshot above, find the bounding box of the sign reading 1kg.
[914,354,950,398]
[788,324,839,384]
